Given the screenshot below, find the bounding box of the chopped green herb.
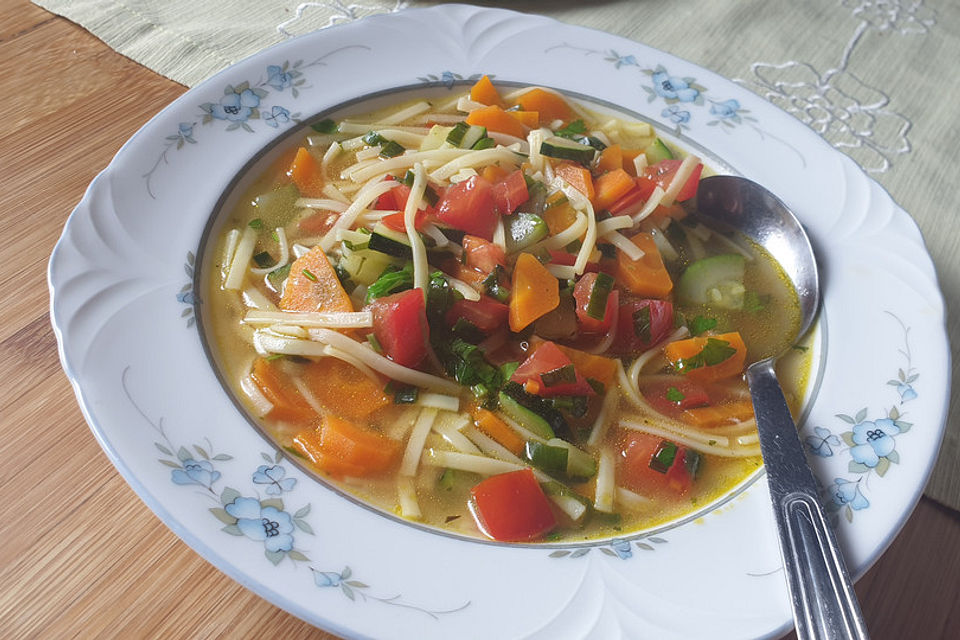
[666,386,686,403]
[311,118,338,134]
[649,440,678,474]
[555,119,587,138]
[271,229,280,242]
[393,386,419,404]
[248,218,264,229]
[265,353,285,361]
[379,140,406,158]
[585,272,614,320]
[586,378,605,395]
[540,364,577,388]
[252,251,274,268]
[679,338,737,372]
[499,361,520,381]
[481,266,511,303]
[633,305,652,344]
[689,315,718,336]
[301,268,318,282]
[365,262,414,302]
[363,131,387,146]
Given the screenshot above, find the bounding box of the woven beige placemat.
[34,0,959,510]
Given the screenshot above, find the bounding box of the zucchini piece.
[645,137,674,164]
[504,212,548,254]
[338,246,401,286]
[368,221,413,258]
[446,123,488,149]
[547,438,597,480]
[524,441,568,476]
[249,183,300,227]
[540,136,596,165]
[499,382,568,439]
[677,254,747,310]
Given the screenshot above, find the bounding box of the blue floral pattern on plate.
[803,313,918,522]
[124,366,469,616]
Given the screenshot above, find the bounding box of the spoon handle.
[747,360,869,640]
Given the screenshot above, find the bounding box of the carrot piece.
[280,245,354,312]
[301,358,390,421]
[543,200,578,234]
[288,147,324,198]
[250,358,317,423]
[621,148,645,176]
[508,110,540,128]
[473,408,526,456]
[593,168,636,211]
[481,164,510,184]
[595,144,623,174]
[292,428,368,478]
[683,400,755,428]
[615,232,673,298]
[663,332,748,383]
[292,415,401,478]
[509,253,559,332]
[466,105,527,138]
[554,163,595,201]
[554,344,618,388]
[514,88,575,124]
[470,74,504,107]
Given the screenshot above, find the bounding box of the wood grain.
[1,3,957,639]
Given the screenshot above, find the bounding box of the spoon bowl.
[695,175,869,640]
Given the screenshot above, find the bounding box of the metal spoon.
[694,175,869,640]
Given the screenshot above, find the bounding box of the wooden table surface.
[2,3,958,638]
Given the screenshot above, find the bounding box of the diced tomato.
[644,379,711,418]
[609,298,674,355]
[373,180,408,210]
[510,341,594,397]
[370,289,430,368]
[445,298,509,334]
[380,209,429,233]
[491,169,529,215]
[435,175,498,240]
[470,469,557,541]
[463,235,507,273]
[637,159,704,203]
[572,273,619,333]
[617,431,697,495]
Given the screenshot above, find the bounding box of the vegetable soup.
[201,77,811,543]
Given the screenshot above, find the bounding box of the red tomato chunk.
[435,175,498,240]
[370,289,430,368]
[470,468,557,541]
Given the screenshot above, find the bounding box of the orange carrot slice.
[509,253,559,332]
[301,358,390,421]
[466,105,526,138]
[250,358,317,423]
[663,332,748,383]
[595,144,623,174]
[473,408,526,456]
[514,88,575,124]
[280,245,354,313]
[615,233,673,298]
[288,147,324,198]
[593,168,636,211]
[470,75,504,107]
